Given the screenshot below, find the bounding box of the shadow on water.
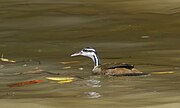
[0,0,180,108]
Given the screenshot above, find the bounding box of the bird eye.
[82,49,95,53]
[83,49,88,52]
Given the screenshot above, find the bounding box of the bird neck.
[91,53,100,68]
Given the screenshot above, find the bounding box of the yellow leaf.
[46,77,75,81]
[151,71,175,75]
[57,79,73,84]
[0,58,16,63]
[0,54,16,63]
[62,66,71,69]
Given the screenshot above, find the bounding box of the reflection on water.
[85,91,101,98]
[0,0,180,108]
[86,79,101,88]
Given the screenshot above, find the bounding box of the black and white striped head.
[71,47,100,67]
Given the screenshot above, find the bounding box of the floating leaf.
[141,35,150,39]
[0,54,16,63]
[22,69,44,74]
[46,77,75,84]
[57,79,73,84]
[8,80,43,87]
[62,66,71,69]
[46,77,75,81]
[151,71,175,75]
[0,58,16,63]
[78,67,84,70]
[60,61,80,65]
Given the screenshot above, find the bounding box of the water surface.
[0,0,180,108]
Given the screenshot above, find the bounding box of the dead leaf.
[8,80,43,87]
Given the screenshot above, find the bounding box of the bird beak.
[71,52,82,57]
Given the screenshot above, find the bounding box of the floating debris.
[62,66,71,69]
[8,80,43,87]
[0,54,16,63]
[23,64,28,67]
[151,71,175,75]
[141,35,150,39]
[46,77,75,84]
[22,68,44,74]
[6,92,15,96]
[78,67,84,71]
[60,61,80,65]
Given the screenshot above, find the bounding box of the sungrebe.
[71,47,148,76]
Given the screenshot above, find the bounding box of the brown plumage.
[93,63,147,76]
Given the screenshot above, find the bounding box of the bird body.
[71,47,147,76]
[92,63,146,76]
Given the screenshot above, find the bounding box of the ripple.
[86,79,101,88]
[85,92,102,99]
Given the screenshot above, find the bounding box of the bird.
[71,47,148,76]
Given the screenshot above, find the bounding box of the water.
[0,0,180,108]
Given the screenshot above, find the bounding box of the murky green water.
[0,0,180,108]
